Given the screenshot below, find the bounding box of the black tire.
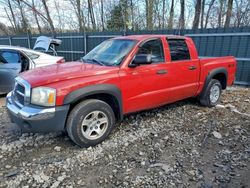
[66,99,116,147]
[199,79,222,107]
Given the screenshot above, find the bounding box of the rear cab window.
[167,39,191,61]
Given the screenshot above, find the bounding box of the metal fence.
[0,27,250,85]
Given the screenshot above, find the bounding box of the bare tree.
[218,0,224,27]
[204,0,216,28]
[154,0,161,28]
[233,0,250,27]
[32,0,41,34]
[41,0,55,34]
[88,0,96,30]
[101,0,105,31]
[224,0,233,27]
[70,0,85,32]
[7,0,19,32]
[54,0,63,32]
[193,0,201,29]
[168,0,174,29]
[162,0,166,29]
[19,0,52,30]
[200,0,205,28]
[179,0,185,29]
[1,0,250,34]
[145,0,153,29]
[16,0,29,33]
[4,7,16,32]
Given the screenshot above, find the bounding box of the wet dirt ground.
[0,87,249,188]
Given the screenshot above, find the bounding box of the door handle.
[189,65,197,70]
[156,70,167,74]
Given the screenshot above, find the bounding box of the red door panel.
[120,63,171,113]
[166,59,200,101]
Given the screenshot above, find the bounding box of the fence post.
[8,36,12,45]
[84,33,87,54]
[27,33,31,49]
[70,34,73,61]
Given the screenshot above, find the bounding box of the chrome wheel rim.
[81,111,108,140]
[210,84,220,103]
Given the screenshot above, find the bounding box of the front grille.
[13,82,25,107]
[11,77,31,108]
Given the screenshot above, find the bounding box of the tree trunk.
[131,0,134,30]
[192,0,201,29]
[224,0,233,27]
[162,0,165,28]
[168,0,174,29]
[200,0,205,28]
[41,0,55,34]
[101,0,105,31]
[54,0,63,32]
[32,0,41,34]
[218,0,224,27]
[155,0,161,29]
[17,0,29,33]
[179,0,185,29]
[7,0,18,32]
[121,0,129,32]
[204,0,215,28]
[145,0,153,30]
[88,0,96,30]
[76,0,84,32]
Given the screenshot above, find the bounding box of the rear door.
[0,50,21,93]
[165,38,200,101]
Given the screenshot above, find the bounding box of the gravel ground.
[0,87,249,188]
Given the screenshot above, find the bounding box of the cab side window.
[1,51,20,64]
[137,39,165,63]
[167,39,190,61]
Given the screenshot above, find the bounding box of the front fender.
[63,84,123,119]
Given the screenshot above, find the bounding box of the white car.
[0,45,65,93]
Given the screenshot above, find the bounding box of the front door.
[120,38,172,113]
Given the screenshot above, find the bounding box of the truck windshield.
[82,39,136,66]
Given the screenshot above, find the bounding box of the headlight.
[31,87,56,107]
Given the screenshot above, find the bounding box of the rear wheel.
[199,79,222,107]
[66,99,116,147]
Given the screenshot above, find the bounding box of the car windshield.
[82,39,136,66]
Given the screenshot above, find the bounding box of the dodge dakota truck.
[6,35,237,147]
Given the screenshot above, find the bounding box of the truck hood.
[20,61,119,87]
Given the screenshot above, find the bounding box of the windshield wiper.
[83,58,105,66]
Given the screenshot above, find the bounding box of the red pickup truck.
[7,35,236,147]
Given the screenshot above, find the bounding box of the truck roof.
[115,34,187,41]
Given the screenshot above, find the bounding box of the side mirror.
[129,54,152,67]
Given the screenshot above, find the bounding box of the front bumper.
[6,92,70,133]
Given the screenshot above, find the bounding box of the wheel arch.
[199,67,228,99]
[205,68,228,89]
[63,84,123,122]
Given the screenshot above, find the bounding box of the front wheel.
[66,99,116,147]
[199,79,222,107]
